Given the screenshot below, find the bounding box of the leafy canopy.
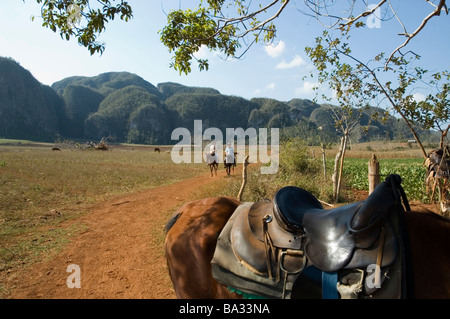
[159,0,287,74]
[33,0,133,55]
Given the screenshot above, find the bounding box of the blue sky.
[0,0,449,103]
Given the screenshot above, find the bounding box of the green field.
[343,158,428,202]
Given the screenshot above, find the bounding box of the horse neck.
[405,210,450,298]
[405,210,450,244]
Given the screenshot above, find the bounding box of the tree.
[301,0,449,68]
[306,29,450,154]
[304,32,375,201]
[31,0,133,55]
[305,29,450,206]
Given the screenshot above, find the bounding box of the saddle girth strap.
[262,214,276,281]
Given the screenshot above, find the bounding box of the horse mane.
[164,212,182,234]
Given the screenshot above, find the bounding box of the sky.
[0,0,449,103]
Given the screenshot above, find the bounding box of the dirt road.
[5,172,229,299]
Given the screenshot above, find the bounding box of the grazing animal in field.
[155,148,161,153]
[52,147,61,151]
[165,175,450,299]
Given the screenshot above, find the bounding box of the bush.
[279,138,319,175]
[222,138,331,202]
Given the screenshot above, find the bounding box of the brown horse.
[164,196,450,299]
[164,197,241,298]
[206,151,219,177]
[224,157,235,176]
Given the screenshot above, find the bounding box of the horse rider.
[225,143,235,166]
[207,142,219,164]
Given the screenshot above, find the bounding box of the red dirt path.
[5,172,228,299]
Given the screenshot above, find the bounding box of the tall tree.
[306,30,450,156]
[304,32,373,201]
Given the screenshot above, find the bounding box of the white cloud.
[253,89,262,95]
[413,92,426,102]
[194,44,212,59]
[275,55,306,69]
[266,82,276,90]
[265,41,285,58]
[295,81,318,96]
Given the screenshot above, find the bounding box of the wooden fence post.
[321,143,327,180]
[368,154,380,194]
[238,155,250,201]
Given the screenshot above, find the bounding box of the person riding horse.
[206,143,219,177]
[224,143,235,165]
[206,143,219,165]
[224,143,236,176]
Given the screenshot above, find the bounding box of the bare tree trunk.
[336,134,348,202]
[332,137,345,202]
[238,155,250,201]
[321,143,327,180]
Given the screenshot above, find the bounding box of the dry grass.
[0,144,206,275]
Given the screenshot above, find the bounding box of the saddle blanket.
[206,153,219,164]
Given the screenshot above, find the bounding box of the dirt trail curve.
[6,172,229,299]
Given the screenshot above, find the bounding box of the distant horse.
[206,152,219,177]
[165,183,450,299]
[205,144,219,177]
[224,152,237,176]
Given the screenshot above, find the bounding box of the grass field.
[0,143,207,276]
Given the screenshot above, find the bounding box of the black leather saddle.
[273,175,406,272]
[212,174,410,298]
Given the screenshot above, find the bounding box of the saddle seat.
[273,178,401,272]
[231,175,405,274]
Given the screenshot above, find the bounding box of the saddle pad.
[225,154,234,164]
[211,202,295,299]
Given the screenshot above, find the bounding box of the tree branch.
[340,0,387,28]
[385,0,448,70]
[334,47,429,158]
[303,0,448,70]
[213,0,290,40]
